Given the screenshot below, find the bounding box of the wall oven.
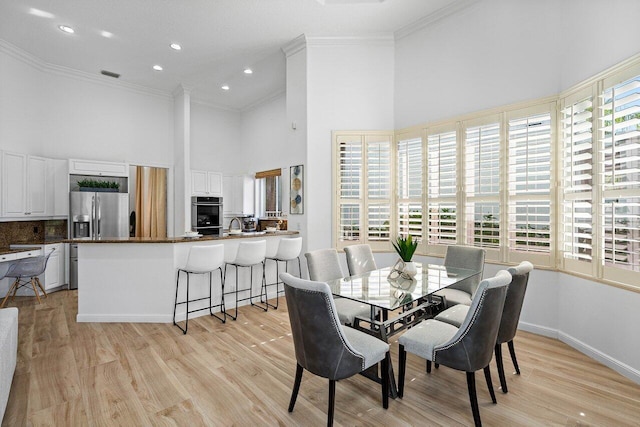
[191,196,223,236]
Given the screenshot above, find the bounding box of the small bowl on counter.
[265,226,277,233]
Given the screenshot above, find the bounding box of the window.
[426,127,458,251]
[561,90,594,274]
[599,72,640,285]
[334,132,393,250]
[507,107,554,265]
[397,134,423,244]
[463,120,501,257]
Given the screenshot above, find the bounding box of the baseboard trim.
[518,321,640,385]
[557,331,640,385]
[518,321,559,339]
[76,314,172,323]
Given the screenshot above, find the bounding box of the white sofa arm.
[0,307,18,422]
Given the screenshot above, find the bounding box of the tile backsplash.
[0,220,67,248]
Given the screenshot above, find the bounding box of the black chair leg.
[288,364,303,412]
[495,344,508,393]
[381,353,390,408]
[483,365,497,404]
[426,360,432,373]
[398,345,406,398]
[328,379,336,427]
[466,371,482,427]
[508,340,520,375]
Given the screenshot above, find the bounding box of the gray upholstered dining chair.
[280,272,389,427]
[434,245,485,307]
[0,248,55,307]
[398,270,512,427]
[344,244,377,276]
[434,261,533,393]
[304,248,372,325]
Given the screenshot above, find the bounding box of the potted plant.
[77,179,120,192]
[391,234,419,278]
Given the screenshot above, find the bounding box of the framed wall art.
[290,164,304,214]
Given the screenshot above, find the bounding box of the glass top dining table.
[325,262,480,314]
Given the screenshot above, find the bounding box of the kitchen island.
[70,231,300,323]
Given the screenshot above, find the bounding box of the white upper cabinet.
[191,170,223,196]
[223,174,254,215]
[69,158,128,177]
[1,151,49,218]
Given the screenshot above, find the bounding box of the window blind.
[427,130,457,246]
[599,75,640,274]
[397,137,423,241]
[338,138,362,242]
[562,95,594,265]
[464,123,501,249]
[508,113,552,255]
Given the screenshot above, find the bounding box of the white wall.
[239,94,289,174]
[394,0,640,130]
[190,102,242,172]
[0,46,174,165]
[306,38,395,251]
[558,0,640,90]
[394,0,562,129]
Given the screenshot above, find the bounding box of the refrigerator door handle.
[91,196,96,240]
[96,195,101,238]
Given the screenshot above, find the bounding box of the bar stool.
[173,244,225,334]
[223,240,268,320]
[0,248,55,308]
[263,237,302,309]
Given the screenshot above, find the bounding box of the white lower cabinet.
[43,243,65,291]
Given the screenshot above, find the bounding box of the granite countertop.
[67,230,299,244]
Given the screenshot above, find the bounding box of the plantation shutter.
[397,136,423,244]
[427,128,458,252]
[337,136,362,243]
[561,91,594,274]
[366,135,392,243]
[464,120,501,258]
[599,72,640,285]
[507,106,554,266]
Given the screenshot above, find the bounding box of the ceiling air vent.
[100,70,120,79]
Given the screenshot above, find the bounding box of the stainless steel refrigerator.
[69,191,128,289]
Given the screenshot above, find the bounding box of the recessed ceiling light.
[29,8,54,19]
[153,65,163,71]
[101,30,113,38]
[244,68,253,75]
[170,43,182,51]
[58,25,75,34]
[221,85,230,91]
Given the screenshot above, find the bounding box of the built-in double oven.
[191,196,223,236]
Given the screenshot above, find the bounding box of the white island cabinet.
[74,232,300,323]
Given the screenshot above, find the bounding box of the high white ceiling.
[0,0,457,111]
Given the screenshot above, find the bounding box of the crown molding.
[306,34,394,47]
[395,0,479,40]
[240,89,286,113]
[282,34,307,58]
[0,39,171,101]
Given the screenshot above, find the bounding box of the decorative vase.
[402,261,417,278]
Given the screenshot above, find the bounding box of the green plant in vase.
[391,234,419,279]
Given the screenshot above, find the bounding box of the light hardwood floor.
[2,290,640,426]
